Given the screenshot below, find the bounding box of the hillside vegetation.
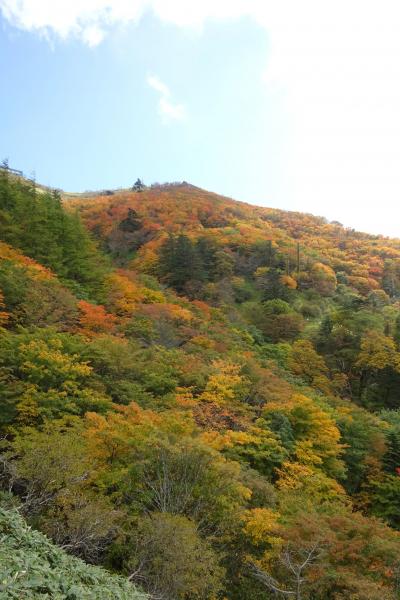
[1,168,400,599]
[0,505,147,599]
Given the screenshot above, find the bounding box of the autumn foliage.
[1,173,400,599]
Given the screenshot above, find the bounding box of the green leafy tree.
[127,512,224,600]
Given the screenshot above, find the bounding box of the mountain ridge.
[2,163,395,240]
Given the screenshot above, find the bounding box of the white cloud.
[158,96,186,122]
[81,24,105,47]
[147,74,186,123]
[147,74,171,98]
[3,1,400,233]
[0,0,141,42]
[0,1,252,43]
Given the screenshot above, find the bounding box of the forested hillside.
[1,168,400,599]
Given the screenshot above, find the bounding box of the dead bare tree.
[252,542,323,600]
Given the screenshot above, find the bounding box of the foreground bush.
[0,506,147,599]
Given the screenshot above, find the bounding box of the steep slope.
[68,182,400,300]
[1,170,400,599]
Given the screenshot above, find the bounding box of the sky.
[2,1,400,237]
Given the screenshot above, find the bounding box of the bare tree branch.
[251,542,324,600]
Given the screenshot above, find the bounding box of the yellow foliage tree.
[280,274,297,289]
[276,461,347,506]
[356,330,400,372]
[288,340,331,395]
[310,262,337,296]
[264,393,344,478]
[200,360,247,406]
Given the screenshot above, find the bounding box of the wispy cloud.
[147,74,186,123]
[147,75,170,98]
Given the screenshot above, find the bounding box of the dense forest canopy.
[1,167,400,599]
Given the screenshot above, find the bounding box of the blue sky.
[1,10,283,202]
[2,1,400,237]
